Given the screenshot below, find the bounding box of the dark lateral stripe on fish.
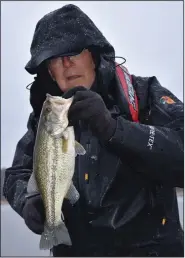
[51,140,57,226]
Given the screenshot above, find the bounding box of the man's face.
[47,49,96,92]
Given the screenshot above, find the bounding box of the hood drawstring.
[108,56,126,67]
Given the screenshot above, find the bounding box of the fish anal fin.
[65,182,80,204]
[27,170,39,194]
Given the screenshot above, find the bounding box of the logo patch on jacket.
[160,96,175,104]
[147,126,155,150]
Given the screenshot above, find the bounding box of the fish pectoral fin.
[75,141,86,156]
[27,170,39,194]
[65,182,80,205]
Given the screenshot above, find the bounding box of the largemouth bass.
[26,93,86,250]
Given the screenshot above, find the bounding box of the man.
[3,4,184,257]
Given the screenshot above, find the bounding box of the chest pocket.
[78,131,120,210]
[146,103,173,127]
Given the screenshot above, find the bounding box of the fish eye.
[45,107,51,112]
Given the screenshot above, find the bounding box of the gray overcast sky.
[1,1,183,168]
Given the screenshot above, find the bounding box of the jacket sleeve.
[3,112,36,217]
[107,76,184,188]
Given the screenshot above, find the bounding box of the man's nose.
[62,56,72,68]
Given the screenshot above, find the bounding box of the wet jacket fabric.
[3,4,184,257]
[3,73,184,256]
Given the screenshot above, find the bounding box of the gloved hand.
[68,87,117,142]
[22,194,45,235]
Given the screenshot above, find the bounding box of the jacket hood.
[27,4,117,115]
[25,4,115,72]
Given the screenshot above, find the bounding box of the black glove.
[68,87,117,142]
[62,86,87,99]
[22,194,45,235]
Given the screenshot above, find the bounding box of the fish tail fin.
[39,221,72,250]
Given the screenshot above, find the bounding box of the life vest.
[115,64,139,123]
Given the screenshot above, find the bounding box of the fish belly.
[34,127,75,227]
